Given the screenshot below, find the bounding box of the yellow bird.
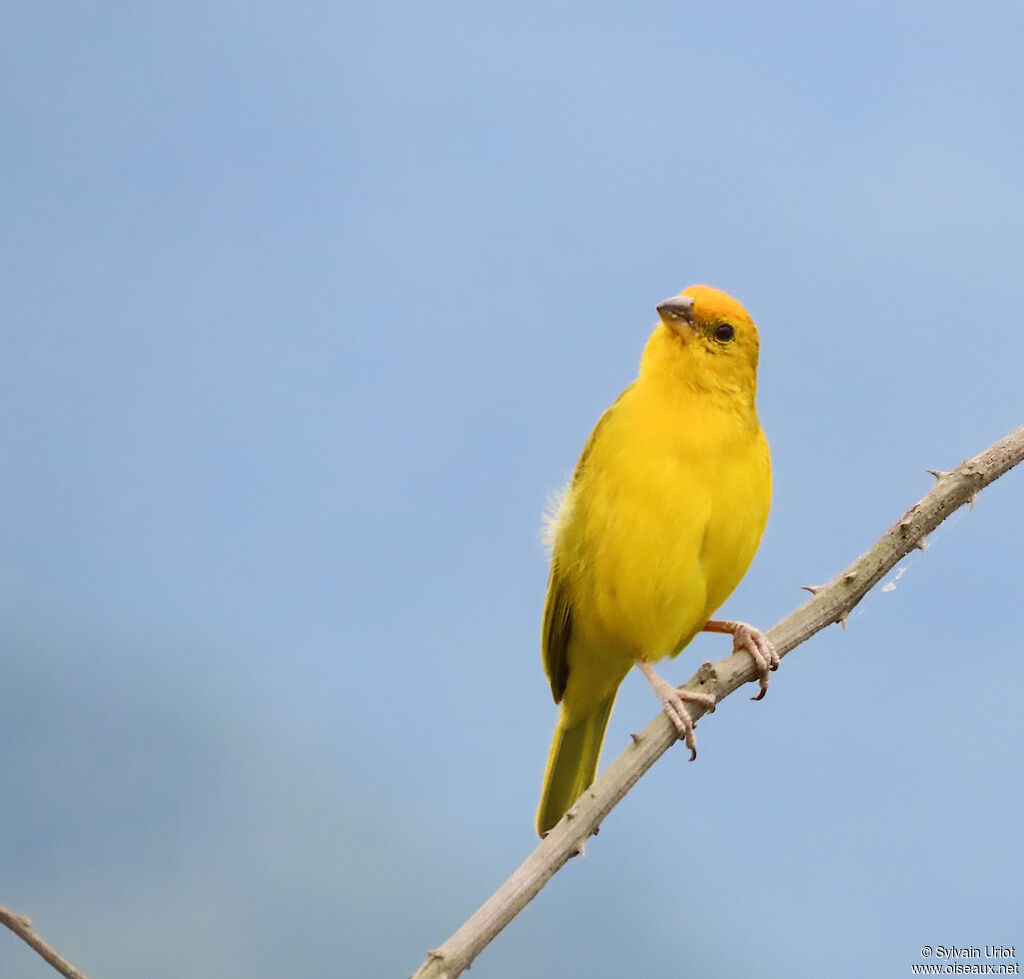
[536,285,776,837]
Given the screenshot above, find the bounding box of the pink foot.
[703,619,779,700]
[635,659,717,760]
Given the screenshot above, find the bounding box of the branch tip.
[801,584,823,594]
[0,903,95,979]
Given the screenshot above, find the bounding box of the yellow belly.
[553,381,771,712]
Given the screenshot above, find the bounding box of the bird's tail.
[535,691,617,837]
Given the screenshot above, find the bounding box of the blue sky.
[3,3,1023,977]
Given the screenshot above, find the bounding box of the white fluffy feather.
[541,481,573,553]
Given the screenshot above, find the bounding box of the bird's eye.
[713,323,735,343]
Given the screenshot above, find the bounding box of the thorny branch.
[410,423,1024,979]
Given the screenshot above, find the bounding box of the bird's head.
[641,284,761,404]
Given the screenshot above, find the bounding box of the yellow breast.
[555,375,770,670]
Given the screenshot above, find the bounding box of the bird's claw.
[730,623,779,700]
[637,663,717,760]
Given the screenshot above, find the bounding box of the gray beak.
[656,295,696,336]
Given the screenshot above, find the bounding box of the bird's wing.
[541,388,631,703]
[542,565,573,702]
[569,388,626,483]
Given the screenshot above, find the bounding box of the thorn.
[574,840,587,857]
[630,731,642,744]
[969,493,978,510]
[592,824,601,837]
[913,536,928,552]
[427,948,444,962]
[696,660,718,685]
[844,571,858,582]
[564,809,575,820]
[838,613,849,630]
[899,517,913,530]
[926,469,950,481]
[802,584,824,594]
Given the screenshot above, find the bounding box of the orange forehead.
[680,285,753,326]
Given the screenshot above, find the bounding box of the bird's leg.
[634,658,717,761]
[703,619,779,701]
